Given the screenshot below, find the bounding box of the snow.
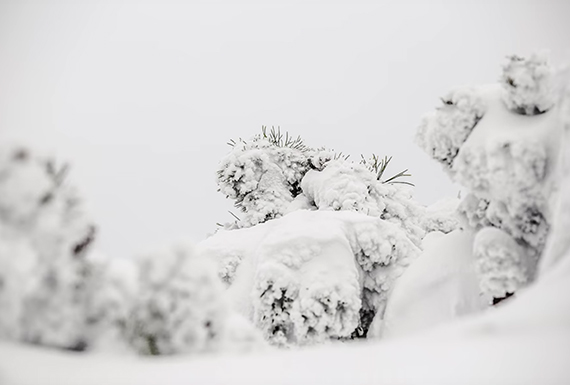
[377,229,485,339]
[0,146,97,350]
[198,209,420,345]
[420,196,460,233]
[500,53,555,115]
[473,227,530,299]
[415,87,486,168]
[216,132,312,228]
[2,54,570,383]
[1,246,569,384]
[300,159,426,247]
[540,77,570,273]
[416,55,566,303]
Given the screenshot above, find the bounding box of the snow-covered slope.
[1,245,569,384]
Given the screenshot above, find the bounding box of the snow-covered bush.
[473,227,531,300]
[201,208,420,347]
[216,127,314,228]
[0,146,97,350]
[122,245,226,355]
[501,53,554,115]
[121,243,262,355]
[416,87,486,168]
[301,158,425,247]
[210,128,432,345]
[216,126,386,229]
[83,255,138,352]
[417,53,561,302]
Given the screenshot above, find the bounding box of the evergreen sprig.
[260,126,308,151]
[360,154,414,186]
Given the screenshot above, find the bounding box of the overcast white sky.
[1,0,569,257]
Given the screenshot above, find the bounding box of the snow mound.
[198,210,420,345]
[377,229,484,339]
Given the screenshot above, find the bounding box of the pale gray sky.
[1,0,569,257]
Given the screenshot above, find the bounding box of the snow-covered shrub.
[83,255,137,352]
[217,127,367,229]
[301,159,425,247]
[501,53,554,115]
[346,216,420,333]
[454,138,550,252]
[416,87,486,168]
[216,127,313,228]
[251,214,362,345]
[473,227,531,300]
[0,146,97,350]
[122,244,228,355]
[212,128,429,345]
[417,53,561,303]
[122,243,263,355]
[200,210,420,346]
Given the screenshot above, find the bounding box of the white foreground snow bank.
[0,249,569,384]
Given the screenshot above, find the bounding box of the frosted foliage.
[473,227,531,299]
[454,139,549,251]
[84,257,137,351]
[219,254,243,286]
[347,219,419,318]
[201,211,419,346]
[216,138,309,228]
[501,54,554,115]
[421,197,460,234]
[252,217,361,345]
[457,193,492,229]
[0,146,96,350]
[0,232,36,340]
[454,140,547,197]
[301,160,425,247]
[415,87,486,167]
[123,246,228,355]
[301,161,382,215]
[416,55,564,300]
